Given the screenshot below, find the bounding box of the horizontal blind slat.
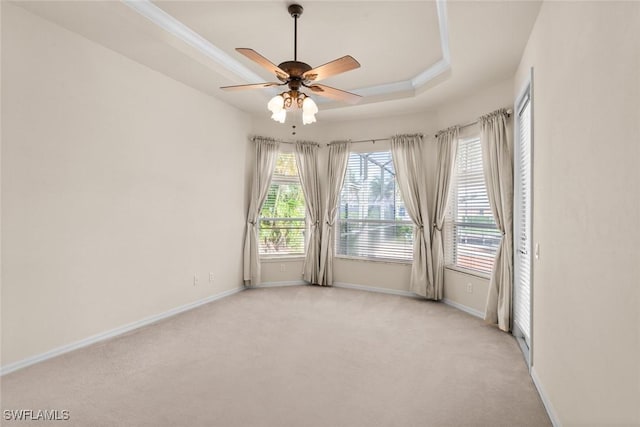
[445,137,499,275]
[259,153,307,256]
[337,151,413,261]
[514,97,532,340]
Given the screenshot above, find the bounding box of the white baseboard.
[258,282,485,322]
[531,366,562,427]
[254,280,307,288]
[0,287,244,376]
[333,282,417,298]
[442,298,485,319]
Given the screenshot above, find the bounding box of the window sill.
[260,256,306,263]
[445,265,491,280]
[335,255,412,266]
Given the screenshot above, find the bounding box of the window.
[445,137,501,275]
[259,152,306,256]
[336,151,413,261]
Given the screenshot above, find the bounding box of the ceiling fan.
[220,3,362,124]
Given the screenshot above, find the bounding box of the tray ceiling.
[13,1,542,121]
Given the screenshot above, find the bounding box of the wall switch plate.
[466,283,473,293]
[209,272,214,283]
[193,274,199,286]
[280,264,286,272]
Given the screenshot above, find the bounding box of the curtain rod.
[436,108,513,138]
[251,137,320,147]
[327,133,424,146]
[255,107,512,147]
[326,106,512,146]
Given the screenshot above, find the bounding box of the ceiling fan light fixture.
[301,96,318,125]
[271,109,287,123]
[302,96,318,114]
[267,91,316,124]
[302,112,316,125]
[282,92,295,110]
[223,4,361,125]
[267,94,285,114]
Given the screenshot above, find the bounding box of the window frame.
[258,153,307,259]
[335,150,414,264]
[445,136,501,277]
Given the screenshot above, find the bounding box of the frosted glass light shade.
[302,97,318,114]
[268,93,317,124]
[267,95,285,114]
[301,97,317,125]
[271,109,287,123]
[302,112,316,125]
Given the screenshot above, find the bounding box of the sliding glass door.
[514,78,533,358]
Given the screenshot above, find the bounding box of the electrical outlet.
[209,272,214,283]
[280,264,286,272]
[466,283,473,293]
[193,274,199,286]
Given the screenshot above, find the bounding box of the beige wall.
[514,2,640,424]
[254,80,514,312]
[436,78,514,133]
[1,4,251,365]
[443,269,490,315]
[260,259,305,285]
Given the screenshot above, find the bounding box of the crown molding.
[123,0,451,103]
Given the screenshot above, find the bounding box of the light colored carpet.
[1,285,551,426]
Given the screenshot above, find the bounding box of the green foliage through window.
[259,153,306,256]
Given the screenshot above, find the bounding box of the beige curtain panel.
[295,142,322,284]
[318,141,350,286]
[480,108,514,331]
[391,134,435,298]
[243,137,279,286]
[431,127,459,300]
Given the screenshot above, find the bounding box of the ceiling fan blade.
[236,48,289,80]
[306,84,362,104]
[303,55,360,82]
[220,82,284,91]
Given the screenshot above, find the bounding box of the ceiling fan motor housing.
[277,61,312,89]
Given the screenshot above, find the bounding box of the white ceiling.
[15,0,542,122]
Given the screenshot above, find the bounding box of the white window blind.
[259,153,306,256]
[445,137,501,275]
[514,92,532,343]
[336,151,413,261]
